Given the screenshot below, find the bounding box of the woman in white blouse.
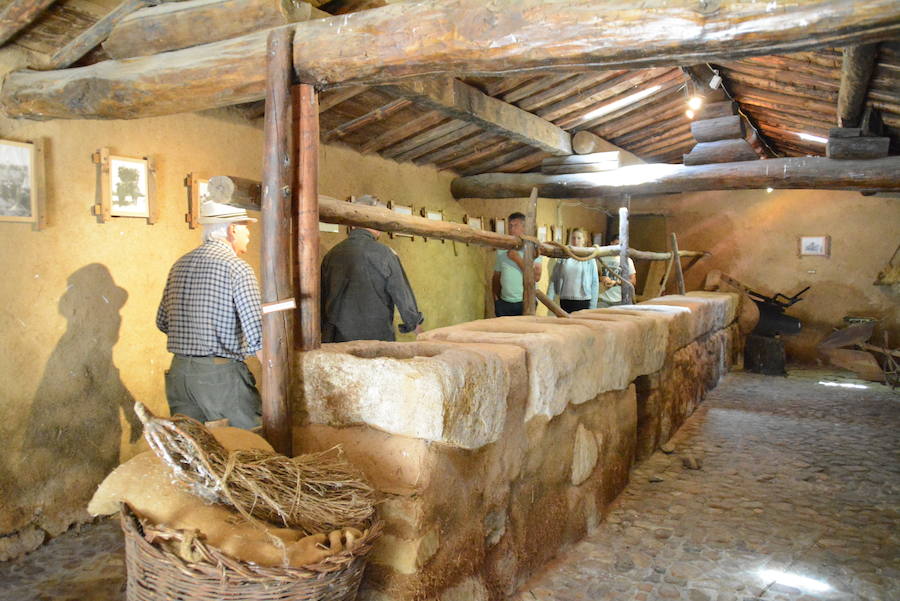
[547,228,599,313]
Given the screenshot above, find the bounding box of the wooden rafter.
[450,156,900,199]
[837,44,879,127]
[4,0,900,120]
[0,0,57,46]
[321,97,412,142]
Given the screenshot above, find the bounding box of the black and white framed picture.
[388,201,414,239]
[0,138,37,223]
[109,155,150,218]
[493,217,506,235]
[799,235,830,257]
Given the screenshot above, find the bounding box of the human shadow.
[17,263,141,532]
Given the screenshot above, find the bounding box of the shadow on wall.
[9,264,142,542]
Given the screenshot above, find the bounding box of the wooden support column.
[261,27,294,456]
[618,204,633,305]
[295,83,321,350]
[670,232,686,295]
[522,187,538,315]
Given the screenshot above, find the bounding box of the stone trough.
[293,292,741,601]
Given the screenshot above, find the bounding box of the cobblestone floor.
[1,369,897,601]
[512,370,900,601]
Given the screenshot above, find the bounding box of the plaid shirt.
[156,239,262,360]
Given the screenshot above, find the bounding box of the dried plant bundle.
[134,402,376,534]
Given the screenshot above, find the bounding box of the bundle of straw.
[134,403,376,534]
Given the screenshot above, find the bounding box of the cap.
[199,201,257,224]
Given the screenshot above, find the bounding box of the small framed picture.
[388,201,414,239]
[319,222,340,233]
[493,217,506,235]
[537,225,548,242]
[420,207,444,243]
[551,225,564,243]
[93,148,157,223]
[799,236,830,257]
[0,138,45,229]
[593,232,604,246]
[464,215,483,231]
[184,173,211,229]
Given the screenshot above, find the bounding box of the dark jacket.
[320,229,424,342]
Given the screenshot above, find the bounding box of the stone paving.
[512,370,900,601]
[0,369,897,601]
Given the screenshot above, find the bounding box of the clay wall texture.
[0,107,605,558]
[294,292,741,601]
[632,190,900,363]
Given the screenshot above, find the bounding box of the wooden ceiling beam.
[0,0,57,46]
[396,123,481,163]
[322,98,412,142]
[5,0,900,120]
[380,119,470,159]
[722,70,837,102]
[359,110,447,154]
[573,76,685,131]
[440,138,523,172]
[413,131,497,166]
[537,68,671,122]
[598,100,686,139]
[514,71,626,113]
[450,156,900,199]
[837,45,879,127]
[318,86,369,113]
[460,145,535,176]
[380,78,573,155]
[728,83,837,116]
[722,59,840,90]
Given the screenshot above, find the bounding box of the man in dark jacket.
[320,196,424,342]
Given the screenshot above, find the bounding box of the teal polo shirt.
[495,250,542,303]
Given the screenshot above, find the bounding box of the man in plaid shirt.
[156,201,262,429]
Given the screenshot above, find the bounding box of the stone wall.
[294,292,741,601]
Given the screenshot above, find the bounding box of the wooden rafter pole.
[536,289,570,318]
[295,83,321,352]
[4,0,900,120]
[450,156,900,199]
[261,27,294,456]
[0,0,56,46]
[837,44,879,127]
[618,205,633,305]
[522,187,538,315]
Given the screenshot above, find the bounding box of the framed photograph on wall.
[93,148,157,223]
[0,138,43,228]
[464,214,483,231]
[537,225,548,242]
[420,207,444,243]
[388,201,414,239]
[593,232,604,246]
[799,235,830,257]
[551,225,564,243]
[184,173,212,229]
[493,217,506,235]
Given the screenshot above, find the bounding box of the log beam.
[381,78,572,155]
[837,44,879,127]
[5,0,900,120]
[450,156,900,199]
[0,0,56,46]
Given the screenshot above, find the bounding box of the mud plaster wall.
[457,197,607,317]
[632,190,900,363]
[0,108,486,557]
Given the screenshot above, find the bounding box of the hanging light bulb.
[766,187,774,193]
[688,96,703,111]
[686,109,695,119]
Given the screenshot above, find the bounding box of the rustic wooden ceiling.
[4,1,898,176]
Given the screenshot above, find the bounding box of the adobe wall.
[294,292,741,601]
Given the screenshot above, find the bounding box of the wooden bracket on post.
[91,147,111,222]
[670,232,686,295]
[522,187,538,316]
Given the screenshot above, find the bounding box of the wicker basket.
[121,505,379,601]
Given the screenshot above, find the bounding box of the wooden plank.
[670,232,686,295]
[699,100,737,119]
[543,152,620,166]
[536,289,570,318]
[515,71,625,112]
[260,27,293,456]
[0,0,57,46]
[683,138,760,165]
[449,156,900,198]
[729,84,837,117]
[440,137,522,172]
[460,144,535,175]
[45,0,150,70]
[359,110,446,154]
[381,78,573,155]
[318,85,368,113]
[322,97,412,142]
[9,0,900,120]
[103,0,323,59]
[381,119,470,159]
[826,135,890,159]
[691,115,745,142]
[413,130,493,166]
[522,188,537,315]
[537,68,670,122]
[837,44,878,127]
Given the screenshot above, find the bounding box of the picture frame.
[184,172,211,229]
[537,225,548,242]
[464,214,483,231]
[93,148,158,223]
[593,233,604,246]
[420,207,444,243]
[799,235,830,257]
[551,225,564,244]
[0,138,45,230]
[318,221,341,233]
[388,201,414,239]
[493,217,506,235]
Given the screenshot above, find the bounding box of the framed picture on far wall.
[109,156,150,217]
[799,235,830,257]
[388,201,414,239]
[493,217,506,235]
[0,138,45,228]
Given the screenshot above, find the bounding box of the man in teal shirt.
[492,212,543,316]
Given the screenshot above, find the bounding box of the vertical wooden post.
[522,187,538,315]
[670,232,686,295]
[296,83,321,350]
[261,27,294,456]
[618,205,632,304]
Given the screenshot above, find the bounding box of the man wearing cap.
[320,195,424,342]
[156,201,263,429]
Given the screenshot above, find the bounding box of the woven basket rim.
[120,503,381,582]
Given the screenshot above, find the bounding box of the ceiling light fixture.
[685,109,695,119]
[687,96,703,111]
[766,187,774,193]
[797,132,828,144]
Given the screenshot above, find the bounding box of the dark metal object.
[745,334,787,375]
[748,286,809,337]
